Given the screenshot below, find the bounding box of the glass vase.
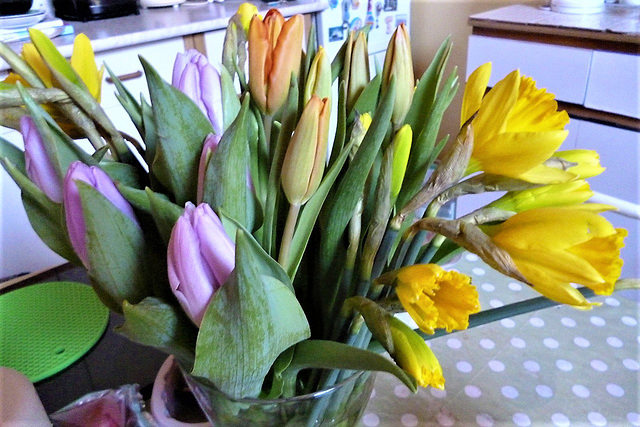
[182,370,375,427]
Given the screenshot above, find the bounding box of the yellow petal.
[22,43,52,87]
[461,62,491,126]
[473,130,568,178]
[506,76,569,133]
[70,33,102,100]
[473,69,519,145]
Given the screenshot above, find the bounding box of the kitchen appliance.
[1,0,34,16]
[51,0,138,21]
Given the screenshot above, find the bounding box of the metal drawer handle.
[106,71,143,84]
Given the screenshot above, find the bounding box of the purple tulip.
[196,133,221,204]
[172,49,223,136]
[167,202,235,326]
[21,116,63,203]
[63,161,139,267]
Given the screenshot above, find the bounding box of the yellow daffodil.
[461,63,570,182]
[517,149,605,183]
[484,205,626,308]
[388,316,445,389]
[488,180,594,213]
[248,10,303,115]
[394,264,480,334]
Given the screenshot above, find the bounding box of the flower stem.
[278,203,301,269]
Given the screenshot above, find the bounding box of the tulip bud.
[172,50,223,135]
[390,124,412,201]
[197,134,221,204]
[381,24,414,127]
[167,202,235,326]
[63,161,138,267]
[281,95,330,205]
[345,31,370,112]
[248,10,303,115]
[21,116,63,203]
[304,46,332,105]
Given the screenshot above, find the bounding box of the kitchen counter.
[0,0,328,71]
[469,4,640,52]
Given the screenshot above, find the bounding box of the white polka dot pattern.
[357,254,639,427]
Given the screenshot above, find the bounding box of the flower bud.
[197,134,221,204]
[345,31,369,112]
[21,116,63,203]
[304,46,332,105]
[388,316,445,389]
[488,180,593,213]
[63,161,138,267]
[167,202,235,326]
[349,112,372,161]
[172,49,223,135]
[552,149,605,179]
[390,124,412,201]
[281,95,330,205]
[248,10,303,115]
[381,24,414,127]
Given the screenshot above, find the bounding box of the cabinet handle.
[106,71,143,84]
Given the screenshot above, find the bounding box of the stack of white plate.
[0,9,46,30]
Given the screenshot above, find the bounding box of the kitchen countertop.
[469,4,640,50]
[0,0,328,71]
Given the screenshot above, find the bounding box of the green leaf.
[220,65,241,132]
[192,230,310,398]
[28,28,81,86]
[100,161,146,189]
[141,56,213,205]
[118,297,198,368]
[0,157,80,264]
[0,135,26,174]
[403,37,452,137]
[105,64,143,134]
[350,72,381,117]
[288,340,417,392]
[0,42,44,88]
[146,187,184,245]
[318,78,396,278]
[202,96,256,231]
[78,182,151,312]
[140,98,158,170]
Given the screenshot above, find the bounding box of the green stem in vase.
[278,203,301,268]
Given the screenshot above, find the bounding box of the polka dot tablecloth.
[359,252,640,427]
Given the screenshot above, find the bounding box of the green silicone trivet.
[0,281,109,382]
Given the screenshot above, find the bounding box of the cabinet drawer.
[584,50,640,119]
[466,35,592,105]
[97,37,185,110]
[575,120,639,205]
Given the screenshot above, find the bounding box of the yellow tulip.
[388,316,445,389]
[381,24,414,127]
[3,33,104,102]
[488,180,594,213]
[484,206,626,308]
[461,63,570,182]
[394,264,480,334]
[248,10,303,115]
[281,95,330,205]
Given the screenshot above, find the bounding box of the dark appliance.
[52,0,138,21]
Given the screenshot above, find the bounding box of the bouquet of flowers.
[0,3,634,425]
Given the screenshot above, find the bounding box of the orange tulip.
[248,10,303,115]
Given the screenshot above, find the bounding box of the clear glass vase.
[182,370,375,427]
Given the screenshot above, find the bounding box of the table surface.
[7,252,639,425]
[358,253,640,427]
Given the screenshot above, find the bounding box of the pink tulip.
[172,49,224,135]
[167,202,235,326]
[21,116,62,202]
[63,161,138,267]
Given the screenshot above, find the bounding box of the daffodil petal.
[22,43,52,87]
[506,76,569,133]
[461,62,491,126]
[473,69,519,144]
[71,33,102,100]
